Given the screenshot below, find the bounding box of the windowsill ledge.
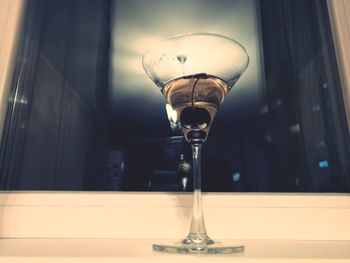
[0,239,349,262]
[0,192,349,262]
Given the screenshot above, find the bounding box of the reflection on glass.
[165,103,181,133]
[0,0,349,194]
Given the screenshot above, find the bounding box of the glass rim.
[142,32,249,65]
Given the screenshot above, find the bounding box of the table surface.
[0,239,350,262]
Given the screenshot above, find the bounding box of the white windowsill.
[0,239,349,263]
[0,191,349,261]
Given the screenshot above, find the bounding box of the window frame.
[0,191,349,240]
[0,0,349,240]
[327,0,350,132]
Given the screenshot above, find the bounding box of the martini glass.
[142,33,249,253]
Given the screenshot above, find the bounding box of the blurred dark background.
[0,0,349,192]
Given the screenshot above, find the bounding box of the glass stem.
[187,143,209,240]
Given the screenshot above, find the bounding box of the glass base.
[153,240,244,254]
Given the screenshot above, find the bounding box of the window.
[0,0,349,192]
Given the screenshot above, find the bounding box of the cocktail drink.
[163,74,228,142]
[143,33,249,253]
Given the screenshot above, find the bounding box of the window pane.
[0,0,349,192]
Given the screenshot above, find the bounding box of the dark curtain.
[260,0,350,192]
[0,0,111,190]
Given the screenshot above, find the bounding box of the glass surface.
[142,33,249,253]
[0,0,349,193]
[142,33,248,89]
